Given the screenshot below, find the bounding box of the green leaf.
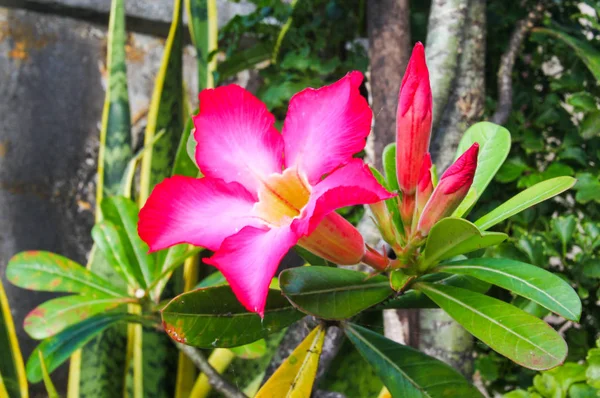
[0,279,28,398]
[453,122,511,217]
[256,325,325,397]
[139,0,185,200]
[435,258,581,321]
[279,267,393,320]
[26,313,134,383]
[38,352,59,398]
[580,110,600,139]
[185,0,218,90]
[422,218,506,269]
[567,92,597,112]
[6,251,127,298]
[24,295,132,340]
[534,28,600,82]
[377,273,491,310]
[551,216,577,250]
[229,339,268,359]
[582,260,600,279]
[97,0,132,201]
[92,221,145,288]
[172,109,200,177]
[586,346,600,389]
[161,286,303,348]
[101,196,155,288]
[573,173,600,204]
[195,271,228,288]
[474,177,576,231]
[495,158,529,183]
[415,283,568,370]
[382,143,399,192]
[217,43,273,81]
[345,323,483,397]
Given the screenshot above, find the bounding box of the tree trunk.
[419,0,486,377]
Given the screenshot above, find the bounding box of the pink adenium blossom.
[138,72,393,316]
[417,143,479,235]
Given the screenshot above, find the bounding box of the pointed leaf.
[377,273,490,310]
[453,122,511,217]
[415,283,568,370]
[185,0,218,90]
[256,325,325,397]
[26,313,134,383]
[436,258,581,321]
[24,296,133,340]
[551,216,577,249]
[6,251,127,298]
[92,220,145,288]
[0,279,28,398]
[161,286,303,348]
[345,323,483,397]
[474,177,576,231]
[101,196,156,287]
[422,218,504,269]
[279,267,393,320]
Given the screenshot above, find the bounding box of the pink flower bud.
[396,42,433,196]
[417,143,479,235]
[416,153,433,216]
[298,212,365,265]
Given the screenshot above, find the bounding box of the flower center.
[254,168,311,226]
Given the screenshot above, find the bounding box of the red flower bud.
[396,42,433,196]
[417,143,479,235]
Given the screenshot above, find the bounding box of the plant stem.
[176,343,247,398]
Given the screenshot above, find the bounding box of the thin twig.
[176,343,247,398]
[491,2,546,125]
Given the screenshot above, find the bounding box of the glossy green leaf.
[474,177,576,231]
[92,220,145,288]
[580,110,600,139]
[586,344,600,389]
[377,273,490,310]
[436,257,581,321]
[256,325,325,397]
[279,267,393,320]
[567,92,597,112]
[0,279,28,398]
[415,283,568,370]
[382,143,400,192]
[6,251,127,298]
[345,323,483,397]
[195,271,228,288]
[101,196,155,287]
[97,0,132,201]
[27,313,133,383]
[229,339,268,359]
[422,218,505,269]
[534,28,600,82]
[24,295,132,340]
[38,352,59,398]
[161,286,303,348]
[453,122,511,217]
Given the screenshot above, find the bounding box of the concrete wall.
[0,1,253,394]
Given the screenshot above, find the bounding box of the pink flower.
[395,42,433,197]
[417,143,479,235]
[138,72,392,316]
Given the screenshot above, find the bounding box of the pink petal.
[293,159,394,236]
[204,226,298,316]
[138,176,260,252]
[282,72,372,184]
[193,85,284,194]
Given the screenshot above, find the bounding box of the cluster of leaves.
[473,0,600,395]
